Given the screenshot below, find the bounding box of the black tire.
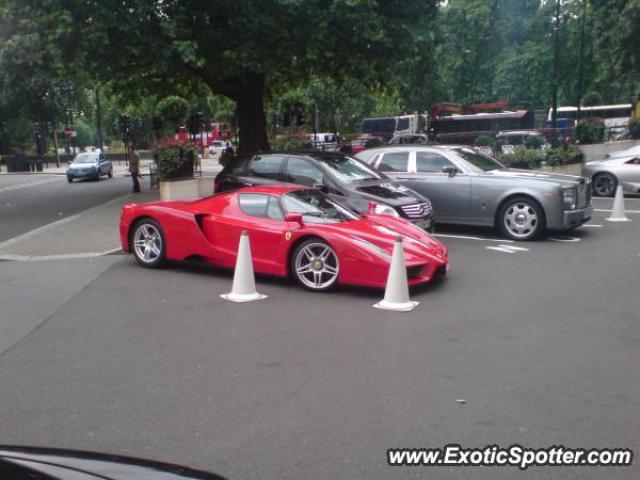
[108,169,113,178]
[130,218,166,268]
[497,196,546,241]
[67,177,73,183]
[592,172,617,197]
[290,238,339,292]
[95,173,101,181]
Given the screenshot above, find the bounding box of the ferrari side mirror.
[284,212,304,225]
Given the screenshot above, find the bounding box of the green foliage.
[473,135,493,147]
[544,145,583,167]
[628,118,640,140]
[581,91,603,106]
[156,96,189,133]
[272,131,313,151]
[576,118,606,144]
[153,141,197,179]
[500,147,545,170]
[525,135,545,150]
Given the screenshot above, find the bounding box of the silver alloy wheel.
[503,201,539,239]
[133,223,163,264]
[593,173,616,197]
[294,242,339,290]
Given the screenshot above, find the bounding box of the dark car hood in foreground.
[346,180,427,208]
[479,168,584,187]
[0,446,226,480]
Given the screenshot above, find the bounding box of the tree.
[63,0,438,155]
[156,96,189,135]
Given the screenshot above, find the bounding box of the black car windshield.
[453,148,505,172]
[319,155,382,183]
[282,190,359,224]
[73,153,98,164]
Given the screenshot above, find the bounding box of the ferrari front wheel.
[131,219,166,268]
[292,239,339,292]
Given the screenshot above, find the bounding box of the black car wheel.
[498,196,546,241]
[67,176,73,183]
[131,219,166,268]
[592,172,617,197]
[108,169,113,178]
[291,239,339,291]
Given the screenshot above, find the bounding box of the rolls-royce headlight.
[563,187,577,210]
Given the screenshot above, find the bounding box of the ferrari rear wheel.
[292,239,339,292]
[131,219,166,268]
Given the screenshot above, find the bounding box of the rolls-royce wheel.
[131,219,166,268]
[291,239,339,291]
[498,196,546,241]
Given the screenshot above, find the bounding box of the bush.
[544,145,583,167]
[152,139,197,179]
[473,135,493,147]
[500,147,545,169]
[525,135,545,150]
[629,117,640,140]
[272,131,313,151]
[576,117,605,144]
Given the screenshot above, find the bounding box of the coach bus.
[547,104,632,139]
[360,113,427,141]
[430,109,535,144]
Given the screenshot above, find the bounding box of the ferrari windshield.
[282,190,359,223]
[453,148,506,172]
[319,155,383,183]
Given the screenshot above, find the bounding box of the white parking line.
[485,244,529,254]
[0,248,122,262]
[434,233,514,243]
[583,224,603,228]
[594,209,640,213]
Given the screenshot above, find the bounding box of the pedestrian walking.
[129,146,141,193]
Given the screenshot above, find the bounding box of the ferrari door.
[203,193,286,274]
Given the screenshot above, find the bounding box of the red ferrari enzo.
[119,186,448,291]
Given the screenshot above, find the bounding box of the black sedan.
[214,151,434,230]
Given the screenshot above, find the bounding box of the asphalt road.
[0,174,131,242]
[0,197,638,480]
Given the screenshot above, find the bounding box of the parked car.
[356,145,593,240]
[208,140,230,157]
[388,133,430,145]
[66,151,113,182]
[495,130,550,154]
[582,150,640,196]
[0,445,226,479]
[214,151,434,231]
[120,185,448,291]
[604,144,640,159]
[346,135,385,154]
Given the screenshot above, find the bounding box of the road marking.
[594,209,640,213]
[485,244,529,254]
[0,177,64,193]
[549,236,581,243]
[583,224,603,228]
[435,233,514,243]
[0,248,123,262]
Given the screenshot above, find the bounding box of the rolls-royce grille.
[577,181,591,208]
[400,202,432,219]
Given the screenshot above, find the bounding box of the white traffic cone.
[374,236,419,312]
[606,185,631,222]
[221,231,268,303]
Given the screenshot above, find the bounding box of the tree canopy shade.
[64,0,438,154]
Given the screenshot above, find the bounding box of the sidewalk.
[0,189,159,260]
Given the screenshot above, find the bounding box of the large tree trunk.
[234,74,271,156]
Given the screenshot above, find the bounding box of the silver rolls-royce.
[355,145,593,241]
